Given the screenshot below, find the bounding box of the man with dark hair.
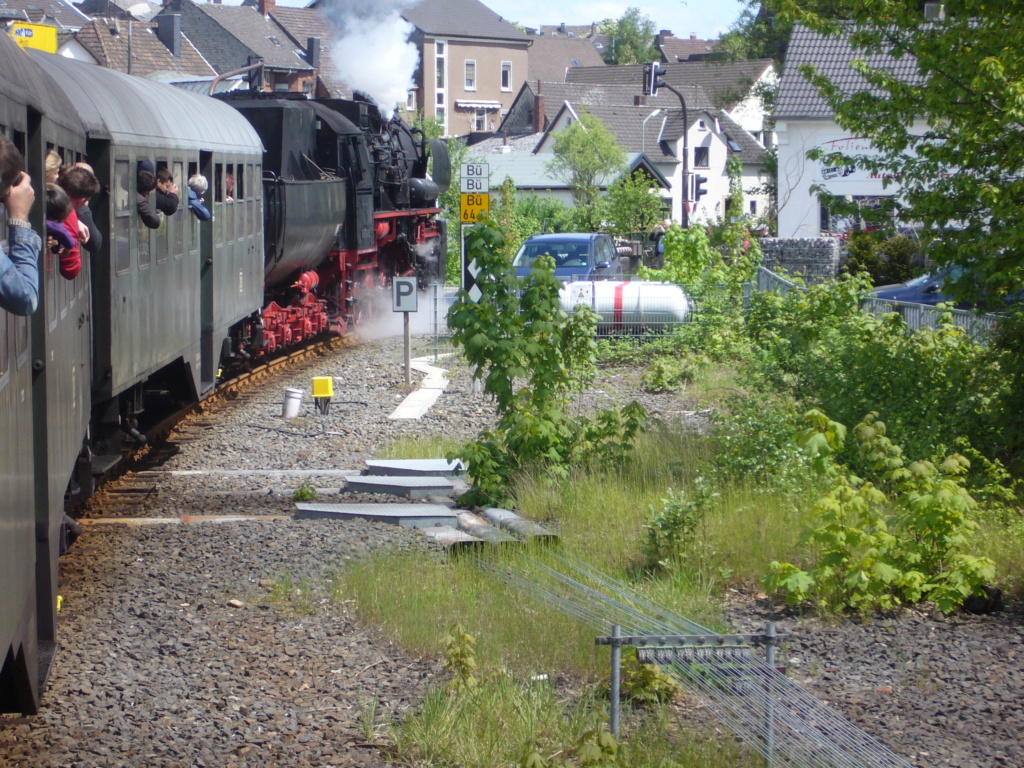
[0,134,42,315]
[155,167,180,216]
[63,163,102,255]
[136,160,160,229]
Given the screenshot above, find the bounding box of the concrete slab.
[389,387,445,419]
[294,502,457,528]
[455,511,519,544]
[481,507,558,541]
[345,475,456,498]
[420,525,483,548]
[365,458,465,477]
[389,356,451,420]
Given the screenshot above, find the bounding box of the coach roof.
[29,50,263,153]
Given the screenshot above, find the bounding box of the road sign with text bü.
[461,192,489,222]
[460,162,489,222]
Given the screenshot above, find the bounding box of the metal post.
[660,82,689,228]
[404,312,412,386]
[610,624,621,738]
[764,623,777,768]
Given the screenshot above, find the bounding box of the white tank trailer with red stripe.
[560,281,690,332]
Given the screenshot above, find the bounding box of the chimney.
[534,85,544,133]
[306,36,320,70]
[690,34,697,40]
[634,95,647,106]
[258,0,275,16]
[156,13,181,58]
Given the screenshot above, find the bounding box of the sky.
[265,0,749,42]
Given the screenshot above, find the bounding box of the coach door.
[197,151,215,392]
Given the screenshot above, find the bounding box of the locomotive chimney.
[258,0,276,16]
[534,80,544,133]
[156,13,181,58]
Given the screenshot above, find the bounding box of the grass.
[337,417,817,765]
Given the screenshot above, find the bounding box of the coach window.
[114,160,131,274]
[214,163,224,244]
[155,161,170,264]
[187,161,199,254]
[235,163,245,242]
[173,160,185,258]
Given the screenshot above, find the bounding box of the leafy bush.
[642,479,721,581]
[765,410,995,614]
[447,218,648,507]
[843,232,920,285]
[641,356,696,393]
[709,391,815,493]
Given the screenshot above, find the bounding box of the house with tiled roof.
[774,23,923,238]
[656,31,720,63]
[155,0,316,94]
[66,16,215,78]
[532,100,768,224]
[526,33,604,84]
[565,58,777,145]
[76,0,160,22]
[256,2,347,98]
[498,80,714,135]
[473,81,769,225]
[401,0,530,136]
[0,0,90,31]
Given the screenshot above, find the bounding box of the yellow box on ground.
[311,376,334,398]
[460,192,489,223]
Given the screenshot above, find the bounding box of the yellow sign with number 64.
[461,193,489,223]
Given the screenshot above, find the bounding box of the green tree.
[547,112,626,215]
[599,8,658,65]
[606,170,665,238]
[781,0,1024,305]
[446,219,647,505]
[718,1,855,62]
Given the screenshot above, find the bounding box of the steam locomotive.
[0,31,449,715]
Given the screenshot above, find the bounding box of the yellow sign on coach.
[460,192,489,223]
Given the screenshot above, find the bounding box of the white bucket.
[282,388,303,418]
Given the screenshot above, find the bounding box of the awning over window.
[455,99,502,110]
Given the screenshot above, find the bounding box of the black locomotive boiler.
[217,91,450,361]
[1,31,450,716]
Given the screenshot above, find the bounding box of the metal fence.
[420,269,1000,360]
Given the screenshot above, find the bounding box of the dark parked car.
[870,268,964,307]
[513,233,623,282]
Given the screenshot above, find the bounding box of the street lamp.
[641,108,663,155]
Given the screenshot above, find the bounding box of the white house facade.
[775,24,922,237]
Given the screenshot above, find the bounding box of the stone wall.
[758,237,842,283]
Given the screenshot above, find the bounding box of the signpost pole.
[404,312,411,385]
[460,162,490,301]
[392,277,418,386]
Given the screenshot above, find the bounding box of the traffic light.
[693,174,709,202]
[642,61,666,97]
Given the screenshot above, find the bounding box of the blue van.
[513,233,623,283]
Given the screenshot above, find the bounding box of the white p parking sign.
[392,277,418,313]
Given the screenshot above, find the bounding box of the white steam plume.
[319,0,420,117]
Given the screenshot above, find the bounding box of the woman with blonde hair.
[44,149,61,183]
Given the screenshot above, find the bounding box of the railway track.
[77,334,353,520]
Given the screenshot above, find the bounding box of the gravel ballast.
[1,333,1021,768]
